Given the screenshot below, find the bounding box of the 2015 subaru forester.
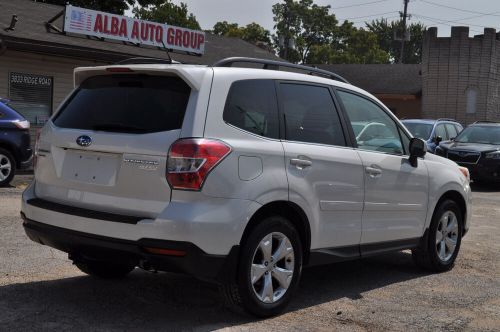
[21,57,472,317]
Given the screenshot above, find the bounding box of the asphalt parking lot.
[1,175,499,331]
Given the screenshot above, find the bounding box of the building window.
[466,88,477,114]
[9,72,53,125]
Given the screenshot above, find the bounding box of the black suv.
[436,121,500,183]
[0,99,33,186]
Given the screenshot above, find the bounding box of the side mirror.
[433,136,443,144]
[409,137,426,167]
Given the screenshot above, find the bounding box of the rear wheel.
[75,260,135,279]
[221,216,303,317]
[412,199,462,272]
[0,148,15,187]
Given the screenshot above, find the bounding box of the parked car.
[21,58,472,317]
[436,121,500,183]
[401,118,463,153]
[0,99,32,186]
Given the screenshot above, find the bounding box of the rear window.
[53,75,191,133]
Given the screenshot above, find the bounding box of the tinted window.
[337,90,403,155]
[435,124,447,140]
[445,123,458,139]
[223,80,279,138]
[402,122,433,139]
[53,75,190,133]
[455,126,500,145]
[280,83,345,146]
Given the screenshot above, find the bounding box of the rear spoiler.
[74,65,210,91]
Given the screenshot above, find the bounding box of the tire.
[0,148,16,187]
[221,216,303,317]
[75,260,135,279]
[412,199,463,272]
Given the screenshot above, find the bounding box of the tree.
[272,0,338,63]
[133,0,200,30]
[34,0,152,15]
[366,19,425,63]
[307,23,390,64]
[210,22,271,45]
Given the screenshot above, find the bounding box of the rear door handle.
[290,158,312,169]
[365,166,382,177]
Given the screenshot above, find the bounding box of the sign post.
[63,5,205,55]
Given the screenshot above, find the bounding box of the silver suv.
[21,57,472,317]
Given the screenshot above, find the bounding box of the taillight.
[13,120,30,129]
[167,138,231,190]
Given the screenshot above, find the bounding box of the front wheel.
[412,199,463,272]
[221,216,303,317]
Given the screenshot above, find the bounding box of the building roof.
[0,0,280,64]
[315,64,422,95]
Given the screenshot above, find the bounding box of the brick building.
[422,26,500,125]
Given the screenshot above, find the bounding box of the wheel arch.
[434,190,467,235]
[0,140,18,167]
[240,200,311,264]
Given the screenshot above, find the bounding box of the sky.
[127,0,500,37]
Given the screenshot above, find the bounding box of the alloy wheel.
[0,154,12,182]
[436,211,459,262]
[250,232,295,304]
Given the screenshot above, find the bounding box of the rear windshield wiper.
[92,123,148,133]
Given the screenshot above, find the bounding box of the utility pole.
[399,0,410,64]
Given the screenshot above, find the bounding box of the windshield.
[402,122,433,140]
[53,74,191,133]
[455,125,500,145]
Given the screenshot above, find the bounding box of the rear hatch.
[35,68,208,218]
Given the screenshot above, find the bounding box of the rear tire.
[412,199,462,272]
[75,260,135,279]
[221,216,303,317]
[0,148,15,187]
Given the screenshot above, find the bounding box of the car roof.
[402,119,461,124]
[470,122,500,127]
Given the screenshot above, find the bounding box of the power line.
[414,13,496,29]
[412,14,483,34]
[340,11,398,20]
[333,0,390,10]
[419,0,500,17]
[351,15,400,24]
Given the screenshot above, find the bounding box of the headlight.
[485,151,500,159]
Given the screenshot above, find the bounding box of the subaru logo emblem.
[76,135,92,147]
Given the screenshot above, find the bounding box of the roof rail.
[212,57,350,84]
[115,57,181,65]
[436,118,459,122]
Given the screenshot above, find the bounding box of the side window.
[445,123,458,139]
[337,90,404,155]
[280,83,346,146]
[223,80,279,138]
[435,124,448,140]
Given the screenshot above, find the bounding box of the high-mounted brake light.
[106,67,134,73]
[167,138,231,191]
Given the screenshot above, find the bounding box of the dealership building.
[0,0,279,138]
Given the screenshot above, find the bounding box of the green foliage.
[366,19,426,63]
[133,0,200,30]
[272,0,389,64]
[272,0,338,63]
[34,0,152,15]
[210,21,271,45]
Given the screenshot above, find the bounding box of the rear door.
[335,89,429,245]
[278,82,364,249]
[35,72,204,218]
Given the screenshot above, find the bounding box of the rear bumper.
[22,214,239,282]
[19,151,33,169]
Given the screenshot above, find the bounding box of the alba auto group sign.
[63,5,205,54]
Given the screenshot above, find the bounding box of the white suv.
[21,57,472,317]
